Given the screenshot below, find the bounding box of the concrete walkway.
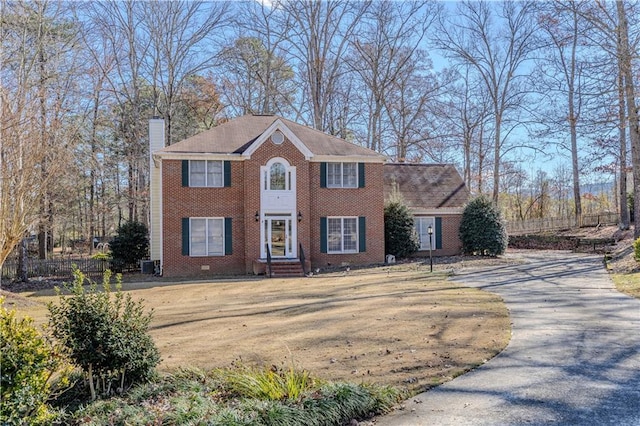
[377,251,640,425]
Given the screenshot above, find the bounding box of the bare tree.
[0,95,56,276]
[615,1,640,236]
[552,163,574,218]
[83,0,159,225]
[347,1,436,152]
[616,58,630,228]
[281,0,370,131]
[231,0,297,117]
[0,0,70,274]
[441,65,492,193]
[581,1,640,234]
[145,0,231,145]
[434,0,539,204]
[535,0,592,224]
[218,36,296,116]
[1,0,81,267]
[385,61,456,163]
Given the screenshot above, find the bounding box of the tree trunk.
[618,66,630,229]
[492,114,501,204]
[616,1,640,237]
[17,238,28,283]
[478,122,484,195]
[566,9,582,226]
[569,118,581,225]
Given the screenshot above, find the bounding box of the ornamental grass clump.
[71,366,403,425]
[223,364,314,401]
[48,268,160,401]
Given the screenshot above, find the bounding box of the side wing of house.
[383,163,470,257]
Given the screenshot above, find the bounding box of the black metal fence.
[1,258,110,281]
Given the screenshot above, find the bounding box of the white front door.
[263,215,294,258]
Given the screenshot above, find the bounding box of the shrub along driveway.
[377,251,640,425]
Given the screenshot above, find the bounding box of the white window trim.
[326,162,358,188]
[327,216,359,254]
[189,160,223,187]
[415,216,435,251]
[189,217,225,257]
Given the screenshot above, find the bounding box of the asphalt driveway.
[377,251,640,425]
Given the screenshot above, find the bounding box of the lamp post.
[427,224,433,272]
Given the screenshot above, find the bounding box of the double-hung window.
[190,218,224,256]
[190,160,223,187]
[414,217,435,250]
[328,217,358,253]
[327,163,358,188]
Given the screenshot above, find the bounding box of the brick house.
[149,115,468,277]
[149,115,388,277]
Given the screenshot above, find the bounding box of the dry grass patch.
[611,273,640,299]
[11,263,510,395]
[603,231,640,300]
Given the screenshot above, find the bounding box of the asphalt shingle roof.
[157,114,385,159]
[383,163,469,209]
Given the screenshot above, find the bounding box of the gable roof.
[156,114,386,161]
[383,163,469,212]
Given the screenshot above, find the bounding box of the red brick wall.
[161,159,246,277]
[310,162,386,269]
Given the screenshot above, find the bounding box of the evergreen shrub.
[459,196,508,256]
[384,201,420,258]
[1,299,71,425]
[48,269,160,401]
[109,221,149,270]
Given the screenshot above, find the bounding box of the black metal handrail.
[299,243,307,276]
[265,243,272,278]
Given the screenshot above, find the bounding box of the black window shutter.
[223,161,231,187]
[224,217,232,255]
[182,160,189,187]
[435,217,442,250]
[182,218,190,255]
[320,217,327,253]
[320,162,327,188]
[358,163,365,188]
[358,216,366,252]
